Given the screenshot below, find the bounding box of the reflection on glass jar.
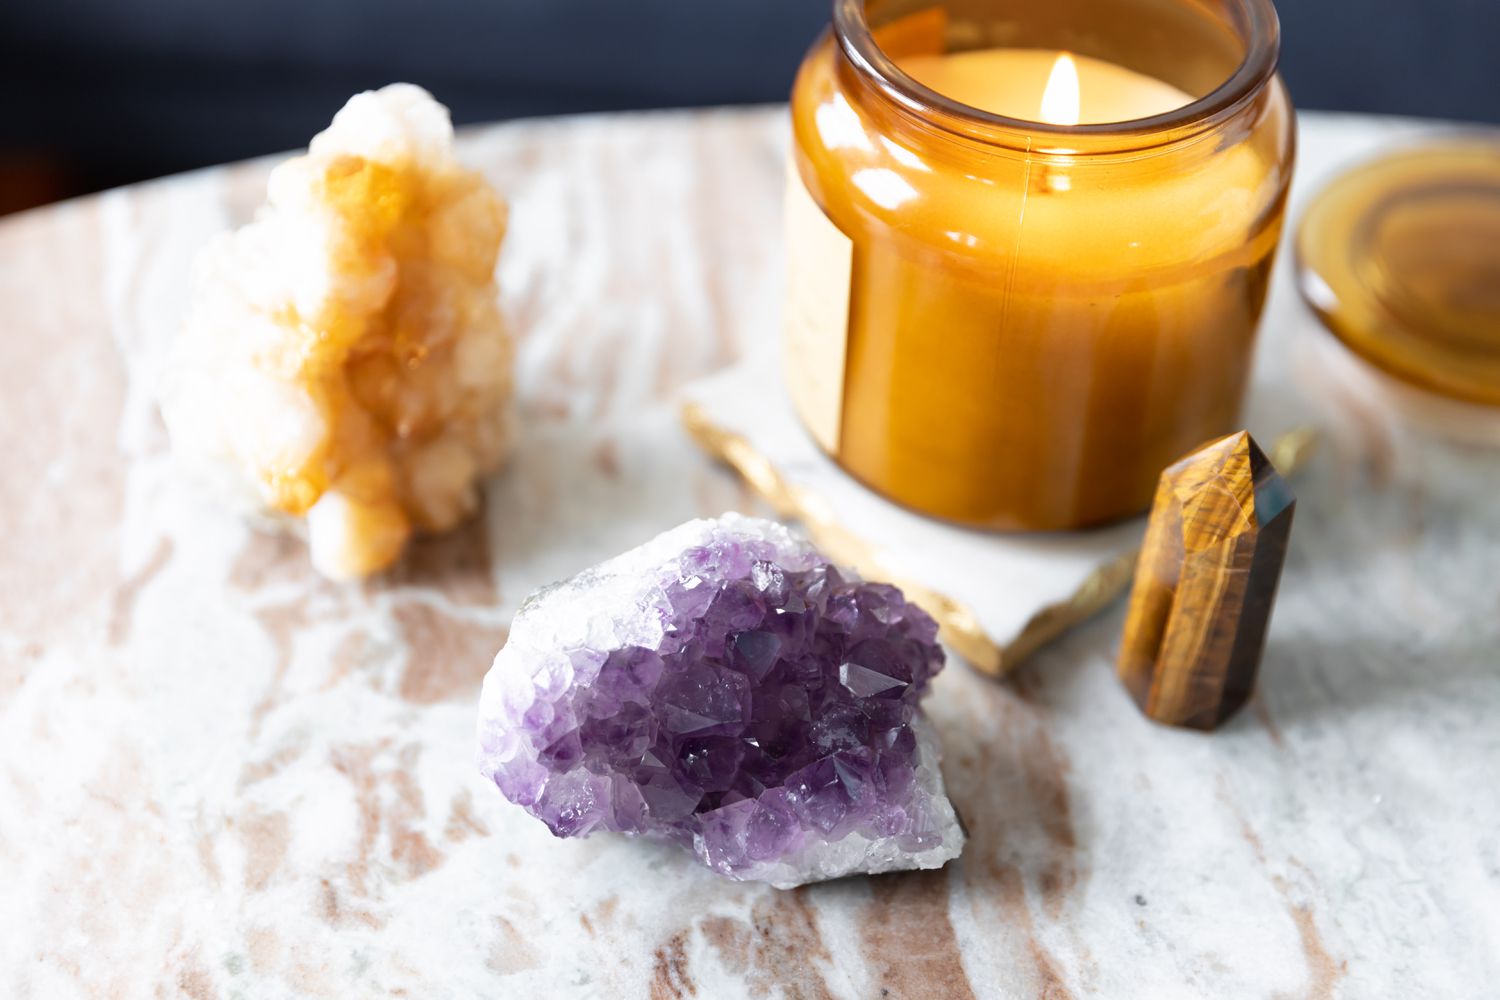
[785,0,1295,531]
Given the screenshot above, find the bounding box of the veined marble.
[0,108,1497,999]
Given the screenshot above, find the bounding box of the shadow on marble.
[939,626,1104,921]
[377,514,500,603]
[1257,632,1500,728]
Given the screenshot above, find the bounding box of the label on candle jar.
[783,158,854,454]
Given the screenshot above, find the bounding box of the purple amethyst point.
[476,514,964,888]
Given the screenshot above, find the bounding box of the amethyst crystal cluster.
[476,514,964,888]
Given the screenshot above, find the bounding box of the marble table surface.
[2,106,1498,1000]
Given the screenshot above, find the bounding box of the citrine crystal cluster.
[476,515,965,888]
[162,84,513,579]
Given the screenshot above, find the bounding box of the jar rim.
[832,0,1282,150]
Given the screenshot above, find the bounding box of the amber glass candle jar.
[785,0,1295,530]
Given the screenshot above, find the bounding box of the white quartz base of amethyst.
[475,514,964,889]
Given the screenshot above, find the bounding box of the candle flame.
[1040,53,1081,126]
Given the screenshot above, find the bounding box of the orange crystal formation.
[162,84,513,578]
[1117,431,1295,730]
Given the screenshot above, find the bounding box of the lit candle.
[784,9,1294,530]
[899,49,1191,126]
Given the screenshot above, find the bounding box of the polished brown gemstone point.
[1117,431,1295,731]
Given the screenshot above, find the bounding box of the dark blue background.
[2,0,1497,201]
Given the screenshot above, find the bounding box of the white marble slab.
[1,107,1497,1000]
[679,355,1314,674]
[681,358,1140,672]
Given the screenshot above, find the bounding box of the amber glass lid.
[1296,138,1500,406]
